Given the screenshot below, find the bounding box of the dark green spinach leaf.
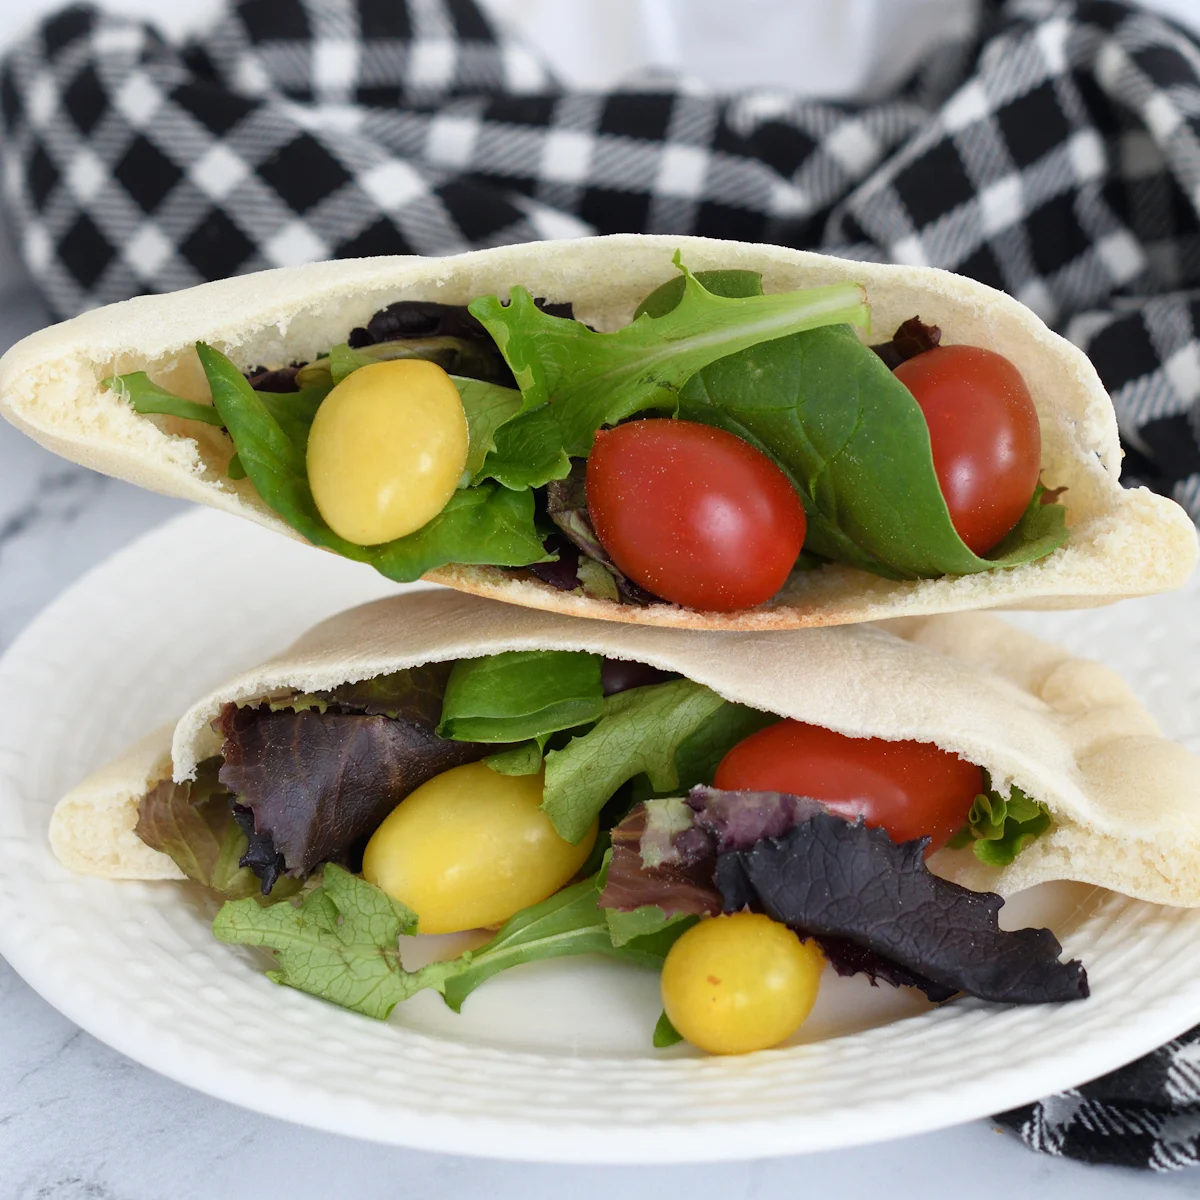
[104,371,225,426]
[660,275,1068,579]
[195,343,550,581]
[438,650,604,743]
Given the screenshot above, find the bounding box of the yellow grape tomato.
[660,911,823,1055]
[306,358,468,545]
[361,761,597,934]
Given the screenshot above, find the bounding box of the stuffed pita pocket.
[3,235,1194,630]
[50,591,1200,1044]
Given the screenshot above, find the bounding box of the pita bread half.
[1,235,1194,630]
[51,589,1200,908]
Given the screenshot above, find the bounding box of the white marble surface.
[0,285,1197,1198]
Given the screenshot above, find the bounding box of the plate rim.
[1,507,1199,1163]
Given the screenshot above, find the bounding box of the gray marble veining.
[0,281,1193,1198]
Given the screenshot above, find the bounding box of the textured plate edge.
[1,510,1199,1161]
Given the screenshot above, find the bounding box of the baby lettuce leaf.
[367,485,551,581]
[438,868,688,1012]
[213,865,687,1020]
[541,680,729,844]
[947,784,1053,867]
[661,275,1068,579]
[477,403,573,490]
[255,384,330,455]
[672,705,779,792]
[541,459,658,604]
[468,253,868,458]
[604,904,695,948]
[134,757,264,899]
[195,343,550,581]
[634,269,764,317]
[438,650,604,743]
[602,790,1084,1005]
[314,662,455,724]
[217,703,493,876]
[599,790,821,917]
[484,740,545,776]
[274,662,455,725]
[456,377,526,479]
[718,814,1088,1004]
[213,864,419,1019]
[653,1010,684,1048]
[104,372,226,426]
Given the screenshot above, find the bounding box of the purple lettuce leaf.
[600,658,679,696]
[687,784,826,852]
[544,459,660,606]
[314,661,454,723]
[343,299,577,388]
[869,316,942,370]
[135,757,276,899]
[216,703,493,878]
[717,814,1088,1004]
[600,800,723,917]
[602,787,1087,1005]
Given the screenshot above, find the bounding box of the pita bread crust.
[2,235,1194,629]
[49,725,183,881]
[53,590,1200,903]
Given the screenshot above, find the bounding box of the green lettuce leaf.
[437,868,688,1012]
[542,680,729,843]
[653,1010,684,1048]
[103,371,225,426]
[477,403,573,490]
[672,702,779,792]
[456,377,526,479]
[213,864,419,1019]
[195,343,550,581]
[255,385,330,455]
[438,650,604,743]
[947,784,1054,867]
[484,740,545,775]
[658,273,1068,579]
[468,252,868,458]
[604,903,695,948]
[213,863,687,1020]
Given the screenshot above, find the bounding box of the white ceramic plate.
[1,508,1199,1164]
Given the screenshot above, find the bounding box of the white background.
[1,0,1200,1195]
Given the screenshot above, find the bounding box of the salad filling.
[105,256,1069,613]
[131,646,1080,1055]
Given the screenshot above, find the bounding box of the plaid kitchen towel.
[1,0,1199,521]
[2,0,1200,1169]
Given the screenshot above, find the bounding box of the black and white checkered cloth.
[996,1025,1200,1170]
[2,0,1199,522]
[1,0,1200,1169]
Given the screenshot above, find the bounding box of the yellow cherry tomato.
[362,761,597,934]
[660,912,823,1055]
[306,358,468,545]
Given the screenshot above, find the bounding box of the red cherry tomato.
[585,420,807,611]
[893,345,1041,555]
[714,720,982,852]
